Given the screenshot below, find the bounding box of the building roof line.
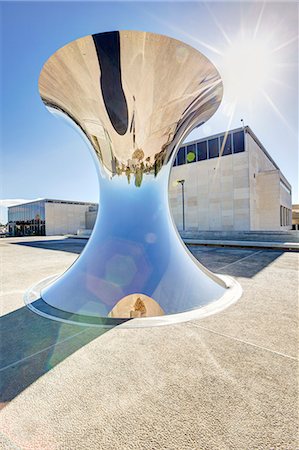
[7,198,98,208]
[244,126,291,190]
[182,125,245,146]
[182,125,291,190]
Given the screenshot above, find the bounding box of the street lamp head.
[177,179,185,185]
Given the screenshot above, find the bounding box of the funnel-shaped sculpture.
[26,31,240,326]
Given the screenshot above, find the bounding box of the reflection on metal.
[27,30,240,325]
[108,293,165,319]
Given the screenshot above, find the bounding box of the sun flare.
[221,37,275,103]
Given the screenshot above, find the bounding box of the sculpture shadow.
[0,304,110,408]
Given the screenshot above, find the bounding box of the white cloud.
[0,198,40,207]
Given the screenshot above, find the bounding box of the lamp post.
[177,179,185,231]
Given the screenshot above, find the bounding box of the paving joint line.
[0,249,292,371]
[0,328,88,372]
[190,322,298,361]
[216,249,264,270]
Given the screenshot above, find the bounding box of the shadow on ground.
[187,246,283,278]
[0,240,286,408]
[0,306,109,408]
[11,238,87,254]
[12,239,284,278]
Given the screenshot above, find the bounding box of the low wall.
[180,230,299,243]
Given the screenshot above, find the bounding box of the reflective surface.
[36,30,228,321]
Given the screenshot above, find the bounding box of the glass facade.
[232,131,245,153]
[280,205,291,227]
[197,141,208,161]
[186,144,196,163]
[177,146,186,165]
[220,134,232,156]
[8,201,46,236]
[208,138,219,159]
[174,129,245,166]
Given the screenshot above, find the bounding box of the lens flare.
[221,37,275,103]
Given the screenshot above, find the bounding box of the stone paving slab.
[0,237,298,449]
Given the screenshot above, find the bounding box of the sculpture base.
[24,274,242,328]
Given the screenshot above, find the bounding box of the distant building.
[169,126,292,231]
[7,199,97,236]
[292,204,299,230]
[0,225,7,236]
[85,205,98,231]
[8,127,292,237]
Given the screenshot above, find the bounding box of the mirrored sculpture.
[25,31,241,326]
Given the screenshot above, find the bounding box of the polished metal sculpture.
[26,31,241,326]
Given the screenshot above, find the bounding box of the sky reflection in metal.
[28,30,239,324]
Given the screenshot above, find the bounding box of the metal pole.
[177,179,185,231]
[182,182,185,231]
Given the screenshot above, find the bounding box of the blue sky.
[0,1,298,223]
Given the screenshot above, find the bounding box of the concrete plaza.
[0,236,298,449]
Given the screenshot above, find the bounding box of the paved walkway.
[0,237,298,449]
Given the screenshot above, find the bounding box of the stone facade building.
[8,127,291,236]
[169,126,292,231]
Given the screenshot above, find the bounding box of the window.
[186,144,196,163]
[280,206,283,226]
[208,138,219,159]
[282,206,286,226]
[233,131,245,153]
[220,134,232,156]
[40,202,45,221]
[177,147,186,165]
[196,141,207,161]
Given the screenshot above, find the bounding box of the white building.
[169,126,292,231]
[8,127,291,236]
[7,199,97,236]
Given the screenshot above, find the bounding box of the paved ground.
[0,236,298,450]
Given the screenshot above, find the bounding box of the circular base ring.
[24,274,242,328]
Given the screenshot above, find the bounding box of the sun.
[221,36,275,104]
[151,2,297,131]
